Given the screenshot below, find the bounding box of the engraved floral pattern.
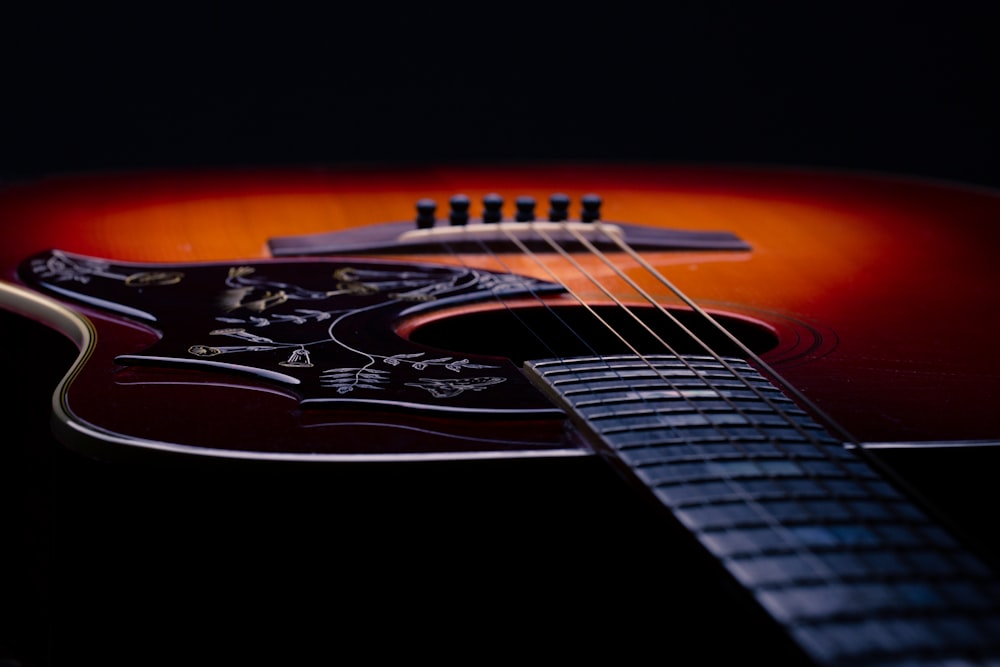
[29,251,554,403]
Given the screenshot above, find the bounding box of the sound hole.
[407,305,779,365]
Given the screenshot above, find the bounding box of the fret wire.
[528,223,857,486]
[566,231,833,450]
[585,222,959,551]
[513,219,998,634]
[492,222,846,589]
[568,222,846,453]
[600,222,855,443]
[433,212,985,595]
[577,222,992,593]
[413,202,1000,663]
[564,224,899,509]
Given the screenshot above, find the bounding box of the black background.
[3,4,1000,666]
[2,5,999,187]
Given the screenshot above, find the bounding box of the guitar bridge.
[268,194,750,256]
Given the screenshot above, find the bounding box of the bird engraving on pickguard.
[20,250,566,414]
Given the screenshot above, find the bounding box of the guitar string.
[422,200,941,597]
[420,204,601,364]
[486,217,845,586]
[556,218,1000,650]
[550,231,824,443]
[423,206,768,443]
[424,205,823,461]
[564,223,856,454]
[428,217,795,494]
[572,224,904,495]
[582,223,969,583]
[600,227,858,444]
[424,205,857,474]
[424,212,765,443]
[499,226,804,453]
[416,200,842,586]
[477,213,821,450]
[424,203,997,649]
[579,224,925,505]
[381,198,984,656]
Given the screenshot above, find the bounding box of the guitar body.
[2,164,998,453]
[3,163,1000,664]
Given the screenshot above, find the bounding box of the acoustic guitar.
[2,163,999,665]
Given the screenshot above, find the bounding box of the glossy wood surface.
[1,162,999,456]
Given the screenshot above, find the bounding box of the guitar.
[3,163,1000,665]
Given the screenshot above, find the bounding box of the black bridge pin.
[482,193,504,223]
[415,198,437,229]
[581,193,602,223]
[515,195,536,222]
[449,194,470,226]
[548,193,570,221]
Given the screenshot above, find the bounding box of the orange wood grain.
[2,162,999,444]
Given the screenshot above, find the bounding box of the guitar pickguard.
[19,249,567,416]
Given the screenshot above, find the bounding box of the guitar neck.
[526,354,1000,666]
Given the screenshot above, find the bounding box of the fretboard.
[525,354,1000,666]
